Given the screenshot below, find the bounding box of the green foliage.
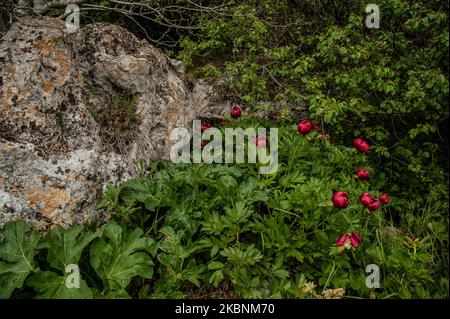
[24,225,101,298]
[1,116,447,299]
[0,221,156,299]
[26,271,94,299]
[0,221,39,298]
[177,0,448,201]
[90,221,156,296]
[174,0,449,299]
[39,225,100,272]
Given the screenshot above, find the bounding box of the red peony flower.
[297,119,312,134]
[349,231,361,248]
[336,231,361,250]
[356,169,370,180]
[230,105,242,118]
[252,136,268,148]
[352,138,370,153]
[336,235,347,246]
[312,123,321,131]
[332,191,349,208]
[379,193,390,204]
[367,200,382,212]
[359,192,376,207]
[200,122,212,132]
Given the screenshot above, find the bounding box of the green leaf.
[220,245,263,266]
[273,269,289,279]
[209,269,224,287]
[0,221,40,298]
[181,260,204,287]
[90,221,155,291]
[39,225,101,272]
[157,253,179,270]
[225,201,251,224]
[26,271,93,299]
[208,261,224,270]
[220,175,238,189]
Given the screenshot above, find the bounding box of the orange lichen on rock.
[42,80,54,93]
[26,187,70,217]
[35,40,71,85]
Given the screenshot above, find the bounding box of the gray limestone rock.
[0,17,230,228]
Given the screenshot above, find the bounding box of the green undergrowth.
[1,117,448,299]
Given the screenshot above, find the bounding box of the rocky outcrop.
[0,17,230,229]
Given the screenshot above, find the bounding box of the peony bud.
[332,191,349,208]
[230,105,242,118]
[379,193,390,204]
[367,200,382,212]
[356,169,370,180]
[359,192,376,207]
[352,138,370,153]
[297,120,313,134]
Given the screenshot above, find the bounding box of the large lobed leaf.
[38,224,101,272]
[90,221,156,292]
[24,224,101,299]
[0,221,40,298]
[26,271,93,299]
